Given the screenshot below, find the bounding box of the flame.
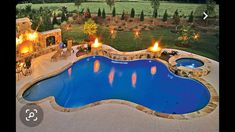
[21,47,30,54]
[131,72,137,88]
[151,66,157,75]
[16,35,23,46]
[26,32,38,41]
[18,40,33,54]
[93,60,100,73]
[92,38,102,48]
[149,41,161,52]
[108,68,115,86]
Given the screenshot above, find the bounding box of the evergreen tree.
[121,10,125,20]
[140,10,144,21]
[153,8,158,18]
[102,8,106,19]
[112,7,116,17]
[98,8,101,17]
[173,9,180,25]
[87,8,91,18]
[162,10,168,22]
[188,11,194,22]
[130,8,135,18]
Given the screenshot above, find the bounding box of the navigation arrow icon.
[203,12,208,20]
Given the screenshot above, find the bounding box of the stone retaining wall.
[91,45,161,61]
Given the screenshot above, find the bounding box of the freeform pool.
[176,58,204,68]
[23,56,210,114]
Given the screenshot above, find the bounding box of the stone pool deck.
[16,46,219,132]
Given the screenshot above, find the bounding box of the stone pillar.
[146,50,162,58]
[91,46,102,55]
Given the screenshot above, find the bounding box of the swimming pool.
[176,58,204,68]
[23,56,210,114]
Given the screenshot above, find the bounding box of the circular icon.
[20,104,43,127]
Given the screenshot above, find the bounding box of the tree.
[61,6,68,22]
[61,12,67,22]
[39,6,43,13]
[188,11,194,23]
[151,0,160,17]
[16,8,19,16]
[25,4,32,13]
[41,14,53,31]
[106,0,115,10]
[206,0,216,17]
[74,0,83,10]
[162,10,168,22]
[83,19,97,41]
[153,8,158,18]
[61,6,68,14]
[121,10,125,20]
[102,9,106,19]
[52,12,59,25]
[112,7,116,17]
[97,8,101,17]
[140,10,144,21]
[130,8,135,18]
[173,9,180,25]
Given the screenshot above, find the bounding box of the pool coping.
[16,45,219,120]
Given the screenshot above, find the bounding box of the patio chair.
[51,49,62,62]
[16,62,23,81]
[171,51,178,56]
[21,56,32,76]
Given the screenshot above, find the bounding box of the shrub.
[162,10,168,22]
[140,10,144,21]
[130,8,135,18]
[83,19,97,38]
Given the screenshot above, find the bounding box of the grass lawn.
[16,2,219,17]
[63,24,219,61]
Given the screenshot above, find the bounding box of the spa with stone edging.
[168,54,211,77]
[16,45,218,120]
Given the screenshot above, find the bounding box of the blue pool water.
[176,58,204,68]
[23,56,210,114]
